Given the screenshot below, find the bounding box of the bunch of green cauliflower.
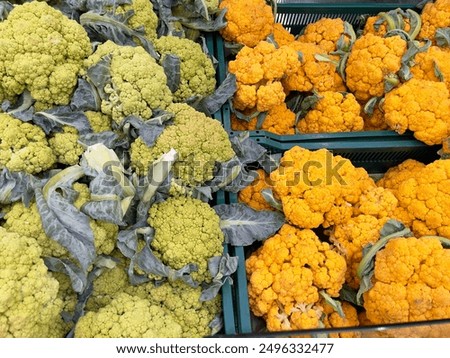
[0,0,243,338]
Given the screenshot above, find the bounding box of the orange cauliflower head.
[238,169,275,211]
[282,41,346,93]
[345,33,407,101]
[246,224,347,332]
[297,91,364,134]
[297,17,351,53]
[363,236,450,326]
[418,0,450,43]
[382,78,450,145]
[219,0,274,47]
[269,146,376,229]
[231,103,296,135]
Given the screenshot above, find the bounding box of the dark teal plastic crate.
[250,134,440,173]
[214,191,252,335]
[213,191,238,336]
[215,2,425,141]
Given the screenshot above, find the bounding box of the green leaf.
[131,149,178,225]
[78,131,125,150]
[339,284,359,306]
[121,111,174,147]
[214,203,285,246]
[86,54,112,102]
[435,27,450,47]
[34,106,93,135]
[259,152,282,174]
[161,54,181,93]
[44,257,87,294]
[355,219,412,304]
[261,188,283,212]
[200,253,238,301]
[319,291,345,318]
[177,8,227,32]
[70,78,101,112]
[1,90,34,122]
[79,173,134,226]
[206,134,267,193]
[35,166,95,272]
[0,169,33,206]
[193,73,237,117]
[0,1,12,21]
[80,10,160,59]
[255,112,268,130]
[363,97,380,117]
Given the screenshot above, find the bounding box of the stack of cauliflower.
[223,0,450,144]
[241,146,450,337]
[0,1,233,338]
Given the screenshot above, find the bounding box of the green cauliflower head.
[84,259,222,337]
[0,113,56,174]
[112,0,158,41]
[134,280,222,338]
[74,292,183,338]
[148,196,224,283]
[85,41,173,124]
[130,103,234,185]
[155,36,216,102]
[0,1,92,109]
[0,228,65,338]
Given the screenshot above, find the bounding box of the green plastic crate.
[213,191,238,336]
[213,192,252,336]
[251,134,439,173]
[216,2,424,141]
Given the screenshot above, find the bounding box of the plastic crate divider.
[221,244,237,335]
[226,192,253,334]
[214,190,237,335]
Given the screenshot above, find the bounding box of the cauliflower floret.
[85,41,173,124]
[74,292,183,338]
[130,103,234,185]
[148,196,224,283]
[282,41,346,93]
[238,169,275,211]
[84,111,112,133]
[48,126,85,166]
[155,36,216,102]
[85,260,222,337]
[345,33,407,101]
[231,103,296,135]
[0,228,65,338]
[0,113,56,174]
[228,41,299,112]
[298,17,351,53]
[0,1,92,109]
